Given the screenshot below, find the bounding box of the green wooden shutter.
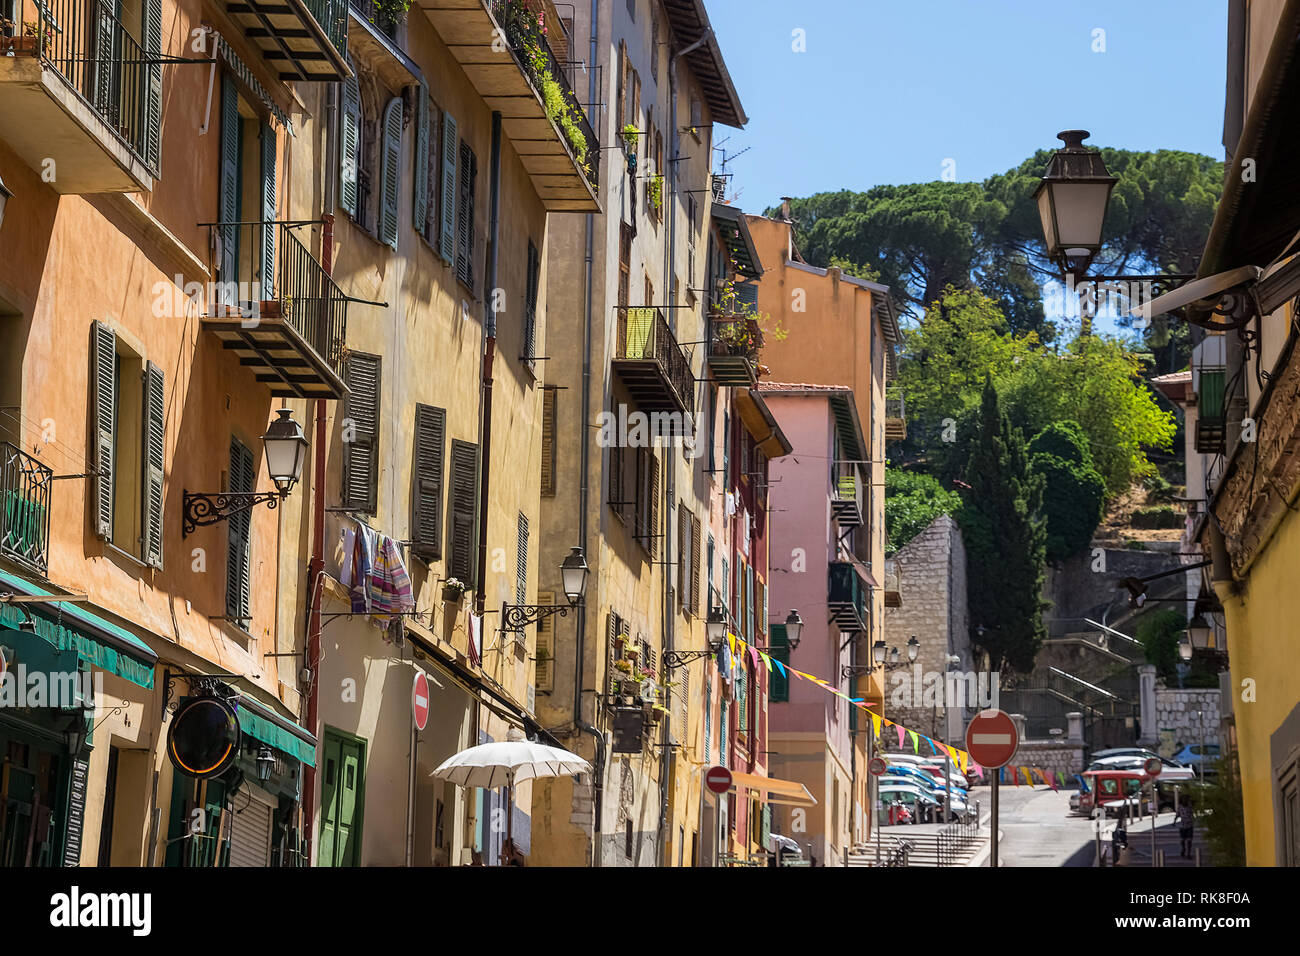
[413,87,429,234]
[90,321,116,541]
[439,112,457,263]
[342,353,381,514]
[143,0,162,168]
[340,76,360,219]
[379,96,402,249]
[447,440,479,588]
[219,75,240,299]
[769,624,789,702]
[143,361,165,569]
[226,438,253,625]
[260,122,276,300]
[411,403,445,561]
[703,675,711,755]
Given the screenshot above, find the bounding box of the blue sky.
[706,0,1228,213]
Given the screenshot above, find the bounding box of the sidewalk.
[1093,815,1208,867]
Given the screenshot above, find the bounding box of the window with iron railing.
[0,442,52,573]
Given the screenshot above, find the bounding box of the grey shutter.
[260,122,276,300]
[340,76,360,219]
[143,361,165,569]
[448,440,479,587]
[413,88,429,233]
[228,788,274,867]
[226,438,254,624]
[647,452,659,559]
[456,142,477,288]
[380,96,402,249]
[342,353,381,514]
[219,75,240,300]
[93,0,117,117]
[143,0,162,168]
[608,445,624,519]
[524,240,540,360]
[439,111,457,263]
[411,403,445,561]
[515,513,528,605]
[90,321,116,541]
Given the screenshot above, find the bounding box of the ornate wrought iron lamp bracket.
[182,489,285,538]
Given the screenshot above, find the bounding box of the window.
[378,96,403,248]
[650,11,659,82]
[625,819,633,859]
[541,388,557,496]
[218,74,277,305]
[690,514,702,615]
[737,663,747,739]
[438,111,459,263]
[677,504,690,613]
[411,404,445,561]
[635,447,659,556]
[618,224,632,309]
[456,140,479,291]
[226,437,254,627]
[523,239,541,364]
[690,96,703,129]
[342,353,381,514]
[414,88,441,242]
[447,439,480,587]
[90,321,164,567]
[535,590,555,693]
[516,512,529,604]
[769,624,789,702]
[339,64,400,246]
[703,674,711,755]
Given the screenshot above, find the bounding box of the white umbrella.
[430,727,591,860]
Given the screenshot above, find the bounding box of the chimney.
[779,196,792,222]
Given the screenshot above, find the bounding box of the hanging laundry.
[467,613,482,667]
[370,534,414,627]
[342,521,376,615]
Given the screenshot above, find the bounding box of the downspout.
[475,113,503,617]
[573,0,605,868]
[663,28,710,867]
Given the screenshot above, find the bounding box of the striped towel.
[369,534,414,627]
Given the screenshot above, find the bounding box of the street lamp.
[872,640,887,666]
[182,408,308,537]
[783,610,803,650]
[256,745,275,784]
[503,547,588,631]
[888,646,900,665]
[1178,632,1194,662]
[906,635,919,662]
[559,546,590,606]
[1186,614,1212,649]
[1034,130,1117,276]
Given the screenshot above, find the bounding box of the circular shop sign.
[168,695,242,779]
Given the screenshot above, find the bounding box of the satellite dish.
[1131,266,1260,322]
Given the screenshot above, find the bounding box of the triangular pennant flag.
[870,713,882,739]
[758,651,771,672]
[908,730,919,754]
[896,724,906,748]
[727,634,736,658]
[773,659,786,679]
[927,737,939,756]
[1022,767,1034,788]
[972,762,984,781]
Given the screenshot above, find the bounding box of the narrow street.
[978,786,1096,867]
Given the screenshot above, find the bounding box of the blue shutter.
[413,88,429,233]
[340,76,360,219]
[226,439,254,625]
[260,122,276,300]
[439,111,458,263]
[379,97,402,249]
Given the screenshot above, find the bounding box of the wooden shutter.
[226,438,254,624]
[746,565,755,643]
[515,513,528,604]
[413,87,429,233]
[142,361,165,569]
[769,624,789,702]
[380,97,402,249]
[616,40,626,132]
[439,111,457,263]
[342,353,381,514]
[143,0,162,169]
[535,591,554,693]
[678,666,688,734]
[608,445,625,520]
[524,240,540,361]
[703,674,711,755]
[540,389,556,496]
[677,505,689,611]
[219,75,240,295]
[260,122,276,299]
[690,514,702,615]
[456,142,477,288]
[340,76,360,219]
[411,404,445,561]
[90,321,116,541]
[648,452,659,559]
[92,1,116,116]
[447,439,479,587]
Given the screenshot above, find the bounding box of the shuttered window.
[143,0,162,170]
[379,97,402,248]
[535,591,554,693]
[439,111,458,263]
[635,448,659,557]
[90,321,116,541]
[608,445,628,521]
[218,74,240,298]
[540,388,557,496]
[703,675,711,755]
[340,73,361,219]
[342,353,381,514]
[523,240,540,363]
[447,439,479,587]
[515,513,529,605]
[260,122,277,299]
[413,86,430,235]
[769,624,789,702]
[411,404,445,561]
[689,514,702,615]
[737,663,748,737]
[456,141,477,290]
[677,504,690,613]
[143,361,165,569]
[226,437,254,627]
[678,664,689,732]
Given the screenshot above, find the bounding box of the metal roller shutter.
[228,784,276,867]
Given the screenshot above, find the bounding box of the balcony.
[201,221,348,399]
[883,557,901,608]
[1,442,52,574]
[0,0,159,192]
[417,0,599,211]
[885,393,906,442]
[221,0,350,81]
[830,461,863,528]
[828,561,868,633]
[707,313,761,386]
[611,307,695,428]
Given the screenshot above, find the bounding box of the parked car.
[1086,754,1195,781]
[1172,743,1220,776]
[883,770,969,821]
[885,764,948,792]
[919,763,970,792]
[878,784,942,824]
[1079,770,1155,817]
[1091,748,1190,772]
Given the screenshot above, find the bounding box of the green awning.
[235,696,317,768]
[0,569,156,690]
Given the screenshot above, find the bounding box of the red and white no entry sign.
[1143,756,1162,777]
[705,765,732,795]
[412,671,430,731]
[965,709,1018,769]
[868,756,888,776]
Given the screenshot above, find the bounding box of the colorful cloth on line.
[369,534,414,626]
[340,521,376,614]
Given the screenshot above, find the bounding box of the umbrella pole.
[507,780,514,856]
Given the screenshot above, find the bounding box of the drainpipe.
[572,0,605,868]
[475,112,502,617]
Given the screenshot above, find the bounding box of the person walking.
[1111,811,1128,867]
[1177,803,1195,858]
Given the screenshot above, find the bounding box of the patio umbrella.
[430,727,590,859]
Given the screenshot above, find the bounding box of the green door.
[319,728,365,867]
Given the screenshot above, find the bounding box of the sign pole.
[966,709,1017,869]
[990,771,999,868]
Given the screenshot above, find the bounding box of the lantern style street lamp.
[1186,614,1212,649]
[1034,130,1117,277]
[783,609,803,650]
[906,635,920,662]
[182,408,309,537]
[503,547,589,631]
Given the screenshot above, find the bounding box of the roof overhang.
[734,388,793,459]
[712,202,763,278]
[661,0,747,127]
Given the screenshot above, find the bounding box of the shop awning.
[233,692,317,768]
[0,569,157,689]
[725,771,818,807]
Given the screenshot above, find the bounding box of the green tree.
[885,470,962,555]
[1027,421,1106,562]
[958,377,1048,674]
[1135,609,1186,682]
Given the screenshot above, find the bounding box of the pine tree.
[958,376,1049,675]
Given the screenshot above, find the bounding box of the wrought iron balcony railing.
[612,306,695,422]
[1,442,53,574]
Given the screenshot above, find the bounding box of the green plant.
[621,123,639,150]
[649,174,664,213]
[1028,421,1106,562]
[1131,505,1182,529]
[885,469,962,555]
[370,0,411,28]
[1193,754,1246,866]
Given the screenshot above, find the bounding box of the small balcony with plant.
[708,276,780,387]
[612,306,695,425]
[220,0,349,81]
[885,391,906,442]
[201,221,349,400]
[828,560,869,634]
[0,0,163,192]
[830,460,863,528]
[421,0,599,211]
[0,441,52,575]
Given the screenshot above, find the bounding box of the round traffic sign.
[965,708,1018,769]
[412,671,430,731]
[868,756,888,776]
[1143,756,1162,777]
[705,765,732,795]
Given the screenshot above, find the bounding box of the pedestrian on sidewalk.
[1111,811,1128,866]
[1176,803,1195,858]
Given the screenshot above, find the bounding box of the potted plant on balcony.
[649,174,664,215]
[613,658,633,676]
[441,577,467,604]
[624,644,640,664]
